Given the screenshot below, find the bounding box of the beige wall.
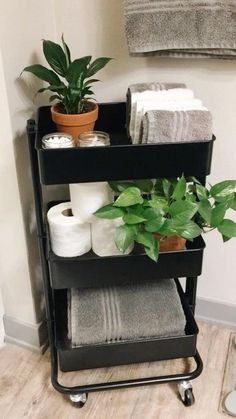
[0,2,56,328]
[0,0,235,338]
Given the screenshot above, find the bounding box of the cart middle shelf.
[47,234,205,290]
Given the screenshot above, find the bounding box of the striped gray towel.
[141,110,213,143]
[68,279,186,347]
[124,0,236,58]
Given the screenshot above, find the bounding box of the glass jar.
[79,131,110,147]
[42,132,74,149]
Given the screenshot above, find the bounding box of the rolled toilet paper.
[69,182,113,223]
[47,202,91,257]
[92,218,134,257]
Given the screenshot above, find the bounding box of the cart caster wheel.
[178,381,195,407]
[69,393,88,408]
[182,388,195,407]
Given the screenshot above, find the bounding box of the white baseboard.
[3,315,48,353]
[196,297,236,330]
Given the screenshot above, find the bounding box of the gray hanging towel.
[141,109,213,143]
[68,279,186,347]
[124,0,236,58]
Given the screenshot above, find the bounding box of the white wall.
[54,0,236,305]
[0,0,235,342]
[0,2,56,334]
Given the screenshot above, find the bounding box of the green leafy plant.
[21,35,112,114]
[94,177,236,262]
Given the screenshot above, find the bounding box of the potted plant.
[21,35,112,141]
[94,176,236,262]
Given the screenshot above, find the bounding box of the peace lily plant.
[22,35,112,138]
[95,177,236,262]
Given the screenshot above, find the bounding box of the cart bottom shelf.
[55,280,198,372]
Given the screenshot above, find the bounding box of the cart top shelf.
[36,102,215,185]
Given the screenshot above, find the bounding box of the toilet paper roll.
[69,182,113,223]
[92,218,134,257]
[47,202,91,257]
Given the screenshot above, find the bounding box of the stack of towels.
[124,0,236,59]
[68,279,186,347]
[127,83,213,144]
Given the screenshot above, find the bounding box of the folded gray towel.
[127,83,186,137]
[68,279,186,347]
[124,0,236,58]
[141,110,213,144]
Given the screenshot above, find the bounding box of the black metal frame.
[27,110,204,398]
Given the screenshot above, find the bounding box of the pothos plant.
[94,177,236,262]
[21,35,112,114]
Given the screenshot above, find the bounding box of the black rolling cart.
[27,102,215,408]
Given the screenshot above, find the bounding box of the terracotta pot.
[153,233,186,251]
[51,101,99,143]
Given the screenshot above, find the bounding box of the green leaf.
[117,182,137,191]
[210,180,236,202]
[143,208,162,220]
[157,219,177,237]
[84,78,100,87]
[148,195,168,211]
[109,181,136,192]
[186,176,201,184]
[229,193,236,211]
[43,40,67,77]
[37,84,65,96]
[86,57,112,78]
[223,235,231,243]
[22,64,62,85]
[136,231,155,249]
[217,219,236,238]
[143,207,164,232]
[123,213,147,224]
[108,181,120,192]
[172,175,186,200]
[114,225,134,252]
[196,184,209,201]
[114,187,144,207]
[82,88,94,96]
[173,220,202,240]
[61,34,71,68]
[134,179,153,193]
[66,56,92,86]
[144,217,165,233]
[169,200,199,222]
[154,179,165,197]
[94,204,124,219]
[143,199,151,207]
[49,94,61,103]
[211,203,227,228]
[144,240,159,262]
[127,204,144,216]
[128,225,139,236]
[198,200,212,225]
[185,193,197,203]
[162,178,172,198]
